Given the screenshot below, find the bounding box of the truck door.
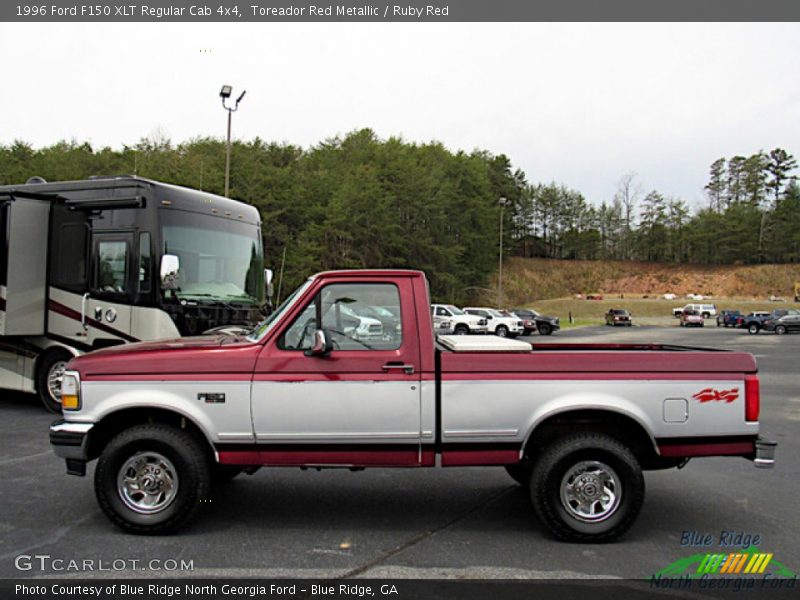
[252,278,423,466]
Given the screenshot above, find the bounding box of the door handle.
[80,293,90,330]
[382,363,415,375]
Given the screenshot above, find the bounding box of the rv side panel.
[4,198,49,335]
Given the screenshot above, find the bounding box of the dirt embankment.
[487,258,800,305]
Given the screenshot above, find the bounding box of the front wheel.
[748,323,760,335]
[529,432,644,542]
[94,424,211,534]
[538,323,552,336]
[775,325,787,335]
[454,324,469,335]
[495,325,509,337]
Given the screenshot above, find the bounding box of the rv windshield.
[161,210,263,304]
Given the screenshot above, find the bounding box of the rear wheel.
[775,325,787,335]
[538,323,552,336]
[36,350,73,414]
[748,323,760,335]
[702,312,710,319]
[529,432,644,542]
[94,424,211,534]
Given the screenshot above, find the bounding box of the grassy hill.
[479,258,800,306]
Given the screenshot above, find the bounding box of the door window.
[279,283,402,351]
[94,238,129,295]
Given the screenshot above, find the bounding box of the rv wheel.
[36,350,73,414]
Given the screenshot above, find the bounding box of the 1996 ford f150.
[50,270,777,541]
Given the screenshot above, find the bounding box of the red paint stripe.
[84,373,253,382]
[440,449,520,466]
[440,372,745,381]
[253,373,419,382]
[658,441,754,458]
[48,299,139,343]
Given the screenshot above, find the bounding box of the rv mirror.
[160,254,181,290]
[265,268,274,298]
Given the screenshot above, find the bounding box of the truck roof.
[314,269,425,279]
[0,176,261,225]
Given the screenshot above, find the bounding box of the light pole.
[219,84,246,198]
[497,196,509,306]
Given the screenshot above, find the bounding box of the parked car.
[672,303,718,318]
[434,318,453,335]
[431,304,488,335]
[505,310,536,335]
[680,309,704,327]
[737,311,774,335]
[716,310,741,327]
[463,307,523,337]
[761,309,800,335]
[605,309,632,327]
[511,308,560,336]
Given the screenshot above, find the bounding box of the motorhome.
[0,176,266,411]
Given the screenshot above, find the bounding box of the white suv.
[463,307,523,337]
[431,304,489,335]
[672,303,717,319]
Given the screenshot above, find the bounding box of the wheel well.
[523,409,677,470]
[87,407,215,463]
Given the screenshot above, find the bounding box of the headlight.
[61,372,81,411]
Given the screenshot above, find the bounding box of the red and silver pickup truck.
[50,269,776,541]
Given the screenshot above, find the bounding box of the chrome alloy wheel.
[117,452,179,514]
[47,360,69,403]
[560,460,621,523]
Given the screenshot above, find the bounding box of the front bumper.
[50,419,93,461]
[754,437,777,469]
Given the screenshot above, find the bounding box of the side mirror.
[265,268,274,298]
[305,329,333,357]
[160,254,180,290]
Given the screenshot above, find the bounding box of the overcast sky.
[1,22,798,208]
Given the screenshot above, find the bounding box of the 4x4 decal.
[692,388,739,403]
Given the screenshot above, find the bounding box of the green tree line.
[1,134,798,304]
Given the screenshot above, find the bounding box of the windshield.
[488,309,505,318]
[247,279,314,341]
[445,305,465,315]
[162,210,263,303]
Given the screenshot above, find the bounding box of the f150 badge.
[198,393,226,404]
[692,388,739,403]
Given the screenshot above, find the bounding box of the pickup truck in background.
[431,304,488,335]
[50,269,776,542]
[738,311,773,334]
[463,307,523,337]
[716,310,741,327]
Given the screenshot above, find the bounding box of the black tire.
[505,464,532,486]
[36,349,73,414]
[212,464,243,484]
[748,323,760,335]
[775,325,787,336]
[94,424,211,534]
[538,323,552,336]
[454,324,469,335]
[529,432,645,543]
[496,325,509,338]
[702,312,710,319]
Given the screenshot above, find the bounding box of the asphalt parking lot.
[1,323,798,580]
